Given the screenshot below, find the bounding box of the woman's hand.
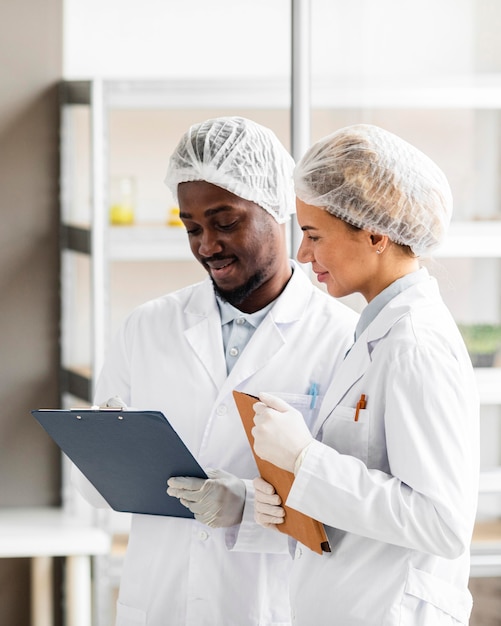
[252,392,313,473]
[253,477,286,528]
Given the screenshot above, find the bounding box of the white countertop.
[0,507,110,557]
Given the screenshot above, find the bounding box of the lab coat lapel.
[222,314,285,394]
[183,279,227,390]
[220,263,309,397]
[312,290,414,437]
[312,336,370,437]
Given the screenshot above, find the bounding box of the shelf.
[61,75,501,112]
[61,220,501,262]
[473,519,501,544]
[475,368,501,405]
[61,78,290,110]
[62,223,193,261]
[61,224,91,254]
[61,366,92,402]
[111,533,129,558]
[434,221,501,258]
[479,469,501,494]
[471,519,501,577]
[314,74,501,110]
[109,225,192,261]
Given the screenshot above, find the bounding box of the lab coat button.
[295,546,302,559]
[229,347,239,357]
[198,530,209,541]
[216,405,227,416]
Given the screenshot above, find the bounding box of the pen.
[309,382,318,409]
[354,394,367,422]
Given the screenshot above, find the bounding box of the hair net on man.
[164,116,295,224]
[294,123,453,256]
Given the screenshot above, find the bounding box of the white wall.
[311,0,473,79]
[63,0,290,78]
[64,0,476,80]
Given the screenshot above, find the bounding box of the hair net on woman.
[294,123,453,256]
[165,116,295,224]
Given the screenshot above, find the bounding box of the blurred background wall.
[0,0,62,622]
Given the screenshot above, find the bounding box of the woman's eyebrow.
[300,224,318,232]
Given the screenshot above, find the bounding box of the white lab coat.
[75,262,358,626]
[286,272,479,626]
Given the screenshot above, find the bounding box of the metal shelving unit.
[59,72,501,623]
[59,78,294,404]
[59,77,294,626]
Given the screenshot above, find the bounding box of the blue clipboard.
[32,408,207,518]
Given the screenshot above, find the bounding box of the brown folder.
[233,390,330,555]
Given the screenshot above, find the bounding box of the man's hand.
[167,469,245,528]
[100,396,128,408]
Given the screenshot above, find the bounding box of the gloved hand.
[167,468,246,528]
[102,395,127,408]
[253,476,285,529]
[252,392,313,473]
[97,396,139,411]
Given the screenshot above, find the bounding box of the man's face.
[177,181,289,312]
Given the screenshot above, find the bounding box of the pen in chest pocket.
[354,394,367,422]
[308,382,318,409]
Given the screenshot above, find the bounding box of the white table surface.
[0,507,110,556]
[0,507,111,626]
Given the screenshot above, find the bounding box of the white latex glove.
[167,468,245,528]
[253,476,285,529]
[252,391,313,473]
[102,395,127,408]
[97,396,138,411]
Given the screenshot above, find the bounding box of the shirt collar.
[216,295,274,329]
[355,267,428,340]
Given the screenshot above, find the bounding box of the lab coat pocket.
[321,404,369,463]
[115,601,147,626]
[401,566,472,625]
[267,391,323,430]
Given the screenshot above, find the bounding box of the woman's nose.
[296,237,311,264]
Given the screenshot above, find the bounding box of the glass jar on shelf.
[109,176,136,225]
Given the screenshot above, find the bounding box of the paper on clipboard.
[232,391,330,555]
[32,408,207,518]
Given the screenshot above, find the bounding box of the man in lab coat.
[75,116,358,626]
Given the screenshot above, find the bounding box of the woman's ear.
[369,233,389,255]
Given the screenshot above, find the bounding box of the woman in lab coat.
[252,124,480,626]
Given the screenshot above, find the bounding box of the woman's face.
[296,199,380,302]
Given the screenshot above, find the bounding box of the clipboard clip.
[70,407,125,420]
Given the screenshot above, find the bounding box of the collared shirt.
[216,296,275,373]
[354,268,428,341]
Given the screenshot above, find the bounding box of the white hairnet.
[294,124,453,255]
[164,116,295,223]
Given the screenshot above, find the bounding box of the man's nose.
[198,230,223,257]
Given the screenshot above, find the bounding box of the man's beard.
[211,270,265,309]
